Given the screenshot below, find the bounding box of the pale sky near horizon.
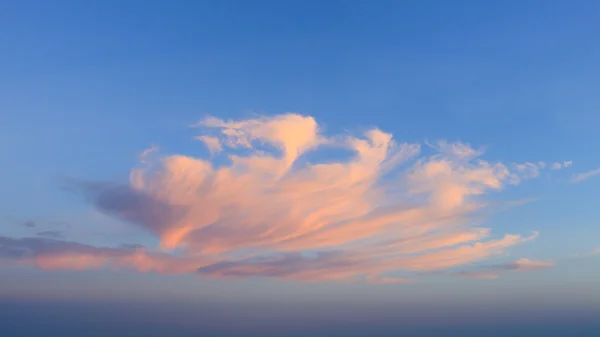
[1,1,599,334]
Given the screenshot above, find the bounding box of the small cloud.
[512,160,571,180]
[571,167,600,184]
[139,145,160,164]
[195,136,223,155]
[550,161,573,170]
[450,257,553,280]
[496,258,555,271]
[497,197,539,210]
[514,162,541,179]
[576,247,600,257]
[23,220,36,228]
[429,140,484,159]
[36,230,63,239]
[569,247,600,258]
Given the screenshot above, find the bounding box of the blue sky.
[1,1,600,334]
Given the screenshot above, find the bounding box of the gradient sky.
[1,1,600,335]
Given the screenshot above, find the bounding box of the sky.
[1,0,600,335]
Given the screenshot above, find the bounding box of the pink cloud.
[3,113,569,283]
[390,232,538,271]
[34,252,207,274]
[195,136,223,155]
[0,236,210,274]
[499,258,555,271]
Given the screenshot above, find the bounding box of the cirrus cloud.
[571,167,600,184]
[0,236,210,274]
[451,257,555,280]
[0,113,566,283]
[496,258,555,271]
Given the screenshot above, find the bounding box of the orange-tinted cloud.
[3,113,568,283]
[0,236,210,274]
[195,136,223,155]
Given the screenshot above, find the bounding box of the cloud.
[550,161,572,170]
[195,136,223,155]
[36,230,63,239]
[455,271,499,279]
[196,251,367,282]
[514,162,542,179]
[573,247,600,258]
[571,167,600,184]
[2,113,567,283]
[139,145,160,164]
[493,258,555,271]
[451,257,554,280]
[512,160,571,181]
[22,220,36,228]
[0,236,210,274]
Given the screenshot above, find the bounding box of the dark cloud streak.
[36,230,64,239]
[61,179,188,235]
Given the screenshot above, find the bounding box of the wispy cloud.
[22,220,36,228]
[138,144,160,164]
[0,236,211,273]
[195,135,223,155]
[493,258,555,271]
[0,113,568,283]
[452,257,554,280]
[571,167,600,184]
[36,230,64,239]
[572,247,600,258]
[550,161,572,170]
[512,160,571,181]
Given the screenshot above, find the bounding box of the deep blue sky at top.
[1,0,599,315]
[3,1,600,164]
